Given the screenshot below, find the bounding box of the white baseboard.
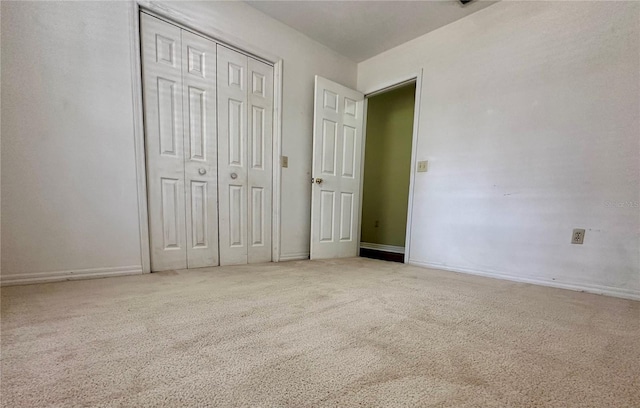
[0,265,144,286]
[408,260,640,301]
[360,242,405,254]
[278,252,310,261]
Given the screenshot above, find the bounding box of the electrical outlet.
[417,160,428,172]
[281,155,288,168]
[571,229,585,244]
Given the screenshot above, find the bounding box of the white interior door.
[247,58,274,264]
[217,45,249,265]
[141,14,187,271]
[310,76,364,259]
[181,30,219,268]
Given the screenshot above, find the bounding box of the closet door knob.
[230,173,238,179]
[198,168,207,175]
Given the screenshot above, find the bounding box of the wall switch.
[571,229,585,244]
[281,155,288,168]
[417,160,428,172]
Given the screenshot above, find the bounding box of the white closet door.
[310,76,364,259]
[181,30,219,268]
[217,45,249,265]
[141,14,187,271]
[247,58,274,263]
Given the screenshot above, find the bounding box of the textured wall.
[358,2,640,299]
[1,2,142,280]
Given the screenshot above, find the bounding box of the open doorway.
[359,82,417,263]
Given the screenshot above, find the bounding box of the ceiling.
[245,0,497,62]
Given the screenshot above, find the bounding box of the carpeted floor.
[1,258,639,407]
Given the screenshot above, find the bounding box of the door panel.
[187,87,205,160]
[251,187,264,245]
[339,192,354,241]
[229,185,243,246]
[181,30,218,268]
[342,126,357,178]
[247,58,273,263]
[321,119,337,175]
[141,14,187,271]
[189,181,208,247]
[228,99,244,165]
[251,107,264,169]
[157,78,179,155]
[217,45,248,265]
[320,191,335,242]
[160,177,181,248]
[311,76,364,259]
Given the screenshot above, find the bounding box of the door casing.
[128,1,284,272]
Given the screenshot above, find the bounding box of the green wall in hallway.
[361,83,415,248]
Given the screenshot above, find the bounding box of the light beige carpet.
[1,258,639,407]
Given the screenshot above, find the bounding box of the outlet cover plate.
[571,228,585,244]
[417,160,428,172]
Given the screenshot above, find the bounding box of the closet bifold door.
[247,58,273,264]
[217,45,249,266]
[181,30,219,268]
[140,14,187,271]
[217,46,274,266]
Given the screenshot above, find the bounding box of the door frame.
[357,70,424,263]
[128,1,284,272]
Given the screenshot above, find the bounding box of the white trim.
[279,252,310,261]
[137,1,280,65]
[131,3,284,268]
[364,78,417,98]
[409,260,640,301]
[361,72,423,97]
[404,69,423,263]
[129,1,151,274]
[358,71,423,264]
[272,61,284,262]
[0,266,144,286]
[360,242,405,254]
[355,97,368,258]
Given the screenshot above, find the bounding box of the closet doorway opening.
[359,81,417,263]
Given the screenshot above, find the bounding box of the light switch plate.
[571,229,585,244]
[281,155,288,168]
[417,160,428,172]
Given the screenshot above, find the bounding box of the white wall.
[2,1,143,282]
[358,2,640,299]
[1,1,357,283]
